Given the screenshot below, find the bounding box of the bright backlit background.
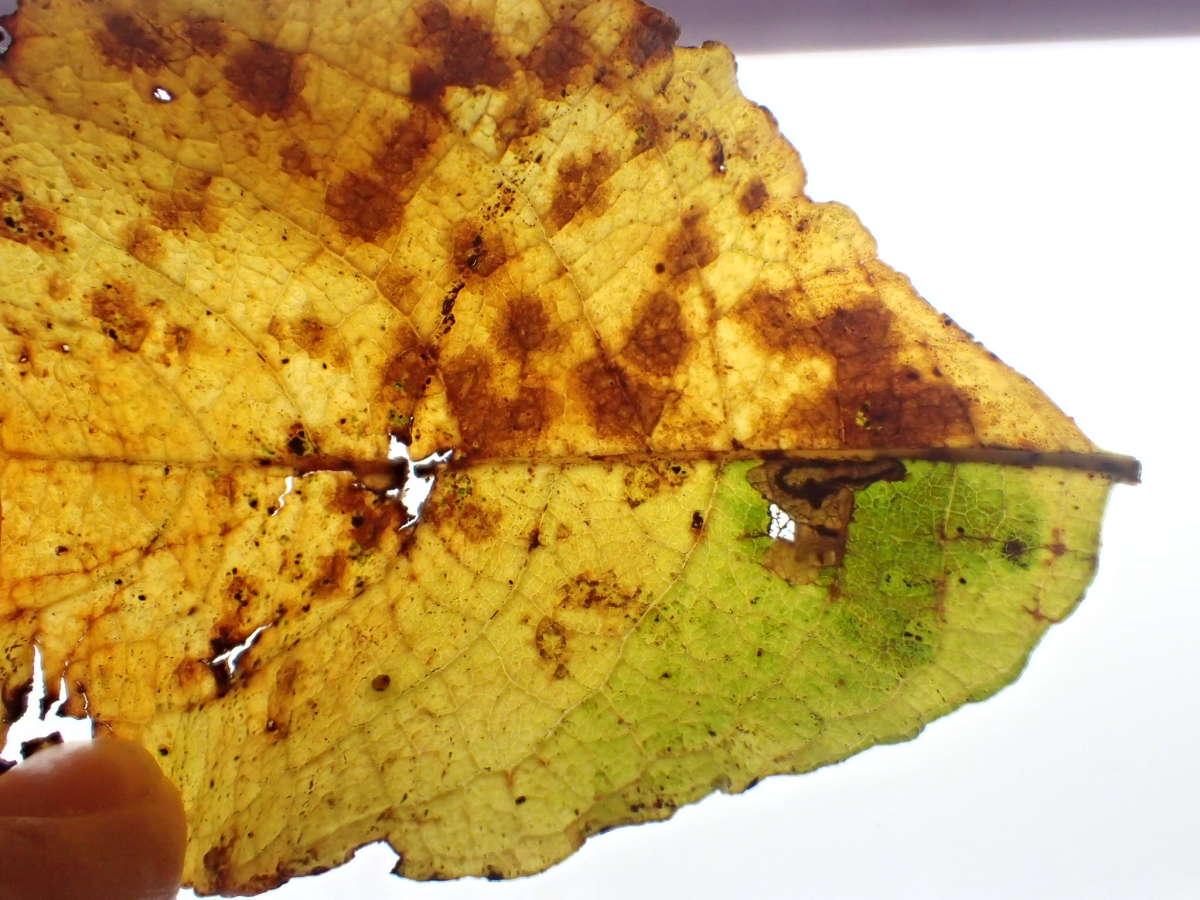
[5,25,1195,900]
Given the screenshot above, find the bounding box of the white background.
[5,29,1196,900]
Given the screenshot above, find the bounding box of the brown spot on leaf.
[750,460,906,584]
[665,210,717,277]
[740,177,768,214]
[371,674,391,691]
[333,483,407,552]
[451,224,506,279]
[623,461,690,508]
[324,113,439,242]
[621,5,679,68]
[224,41,305,120]
[534,616,569,678]
[280,142,318,179]
[736,291,805,352]
[95,13,167,73]
[124,222,163,266]
[814,300,975,448]
[309,554,347,597]
[525,22,589,94]
[2,183,68,254]
[151,172,218,233]
[409,1,510,103]
[574,357,667,440]
[558,573,641,612]
[549,152,615,232]
[1002,538,1029,565]
[442,351,561,455]
[623,293,687,376]
[185,18,227,55]
[89,281,149,351]
[502,296,550,358]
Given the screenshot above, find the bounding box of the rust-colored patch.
[628,105,665,155]
[559,573,641,611]
[814,300,976,448]
[279,142,318,179]
[333,482,407,552]
[574,357,666,439]
[409,1,511,103]
[325,113,438,242]
[224,41,305,120]
[95,13,167,73]
[309,554,347,597]
[291,318,328,357]
[502,296,550,358]
[88,280,149,352]
[381,338,436,412]
[620,5,679,68]
[151,172,217,233]
[184,18,227,55]
[124,221,163,266]
[2,183,68,254]
[442,351,560,455]
[664,209,717,277]
[740,177,768,214]
[265,661,302,740]
[534,616,569,679]
[735,291,806,352]
[623,460,690,508]
[623,293,687,376]
[451,224,506,279]
[167,325,192,351]
[750,459,906,584]
[548,152,615,232]
[525,22,589,95]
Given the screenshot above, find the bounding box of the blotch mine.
[88,280,149,352]
[740,177,768,214]
[409,1,510,103]
[95,13,167,72]
[224,41,305,119]
[623,293,687,376]
[548,152,615,233]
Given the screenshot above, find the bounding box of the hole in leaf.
[1,646,94,769]
[768,503,796,542]
[151,86,174,102]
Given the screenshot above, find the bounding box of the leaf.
[0,0,1136,894]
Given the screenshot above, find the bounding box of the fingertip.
[0,737,187,900]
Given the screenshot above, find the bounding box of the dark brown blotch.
[279,142,318,179]
[623,293,687,376]
[95,13,167,73]
[621,5,679,68]
[2,183,68,254]
[574,357,666,439]
[88,280,149,352]
[184,18,227,55]
[409,1,510,103]
[451,224,506,279]
[548,152,615,233]
[224,41,305,120]
[443,352,560,455]
[502,296,550,358]
[740,177,768,214]
[534,616,569,679]
[309,553,347,597]
[664,210,717,277]
[525,22,589,95]
[334,482,407,551]
[735,291,808,352]
[151,172,217,234]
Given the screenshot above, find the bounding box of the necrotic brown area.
[224,41,305,120]
[451,224,506,279]
[621,5,679,68]
[735,291,806,352]
[185,18,227,55]
[333,483,407,551]
[325,113,438,242]
[574,357,666,439]
[309,554,347,597]
[1,183,67,254]
[151,173,217,233]
[525,22,589,94]
[665,210,717,277]
[88,280,149,352]
[409,1,510,103]
[740,177,768,214]
[814,300,975,447]
[623,293,687,376]
[124,222,163,266]
[558,573,641,612]
[549,152,615,232]
[442,351,559,455]
[279,142,318,179]
[502,296,550,358]
[95,13,167,72]
[534,616,569,679]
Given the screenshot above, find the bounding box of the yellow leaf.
[0,0,1135,893]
